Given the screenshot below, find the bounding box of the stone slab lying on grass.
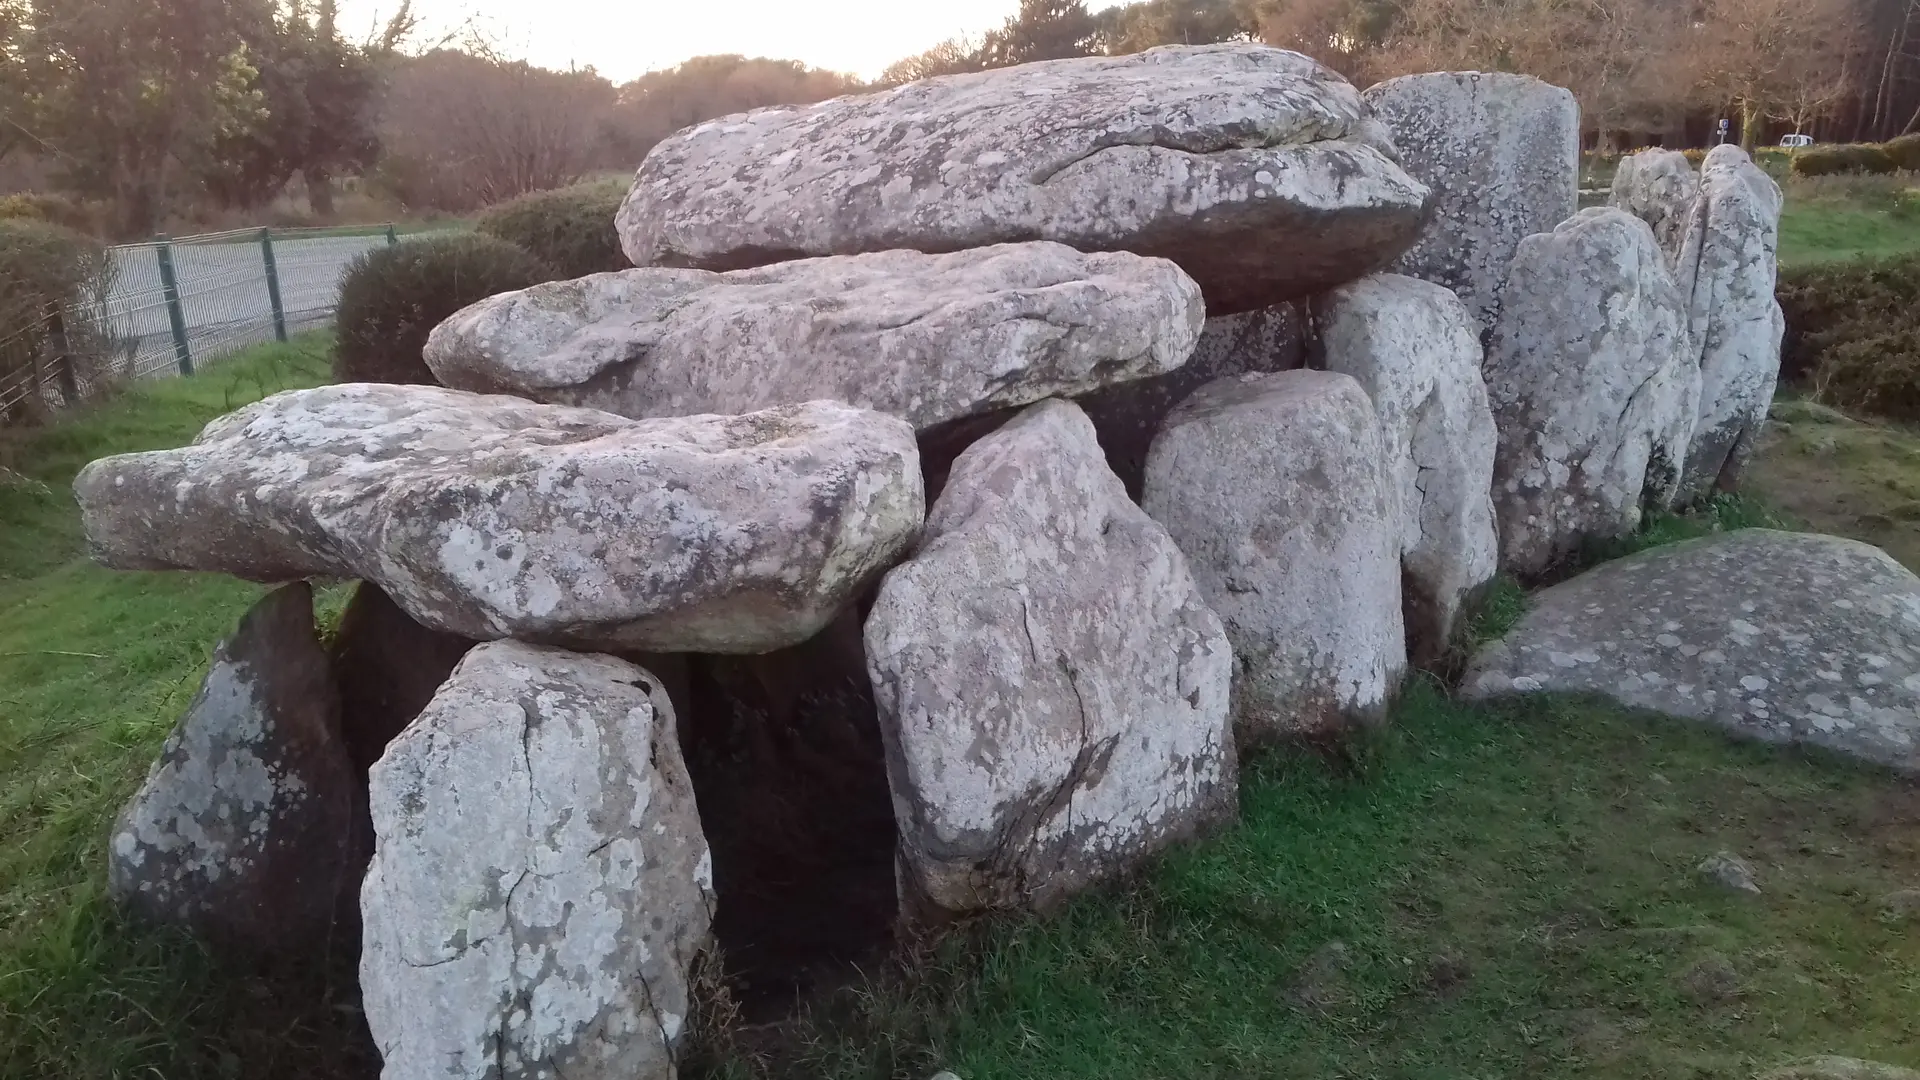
[108,582,354,951]
[73,384,924,654]
[618,44,1429,314]
[865,399,1236,914]
[361,640,712,1080]
[423,243,1204,434]
[1464,530,1920,773]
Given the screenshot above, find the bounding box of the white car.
[1780,133,1814,148]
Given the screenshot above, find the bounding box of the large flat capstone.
[617,44,1429,315]
[1465,530,1920,774]
[74,385,924,653]
[361,641,712,1080]
[865,399,1236,914]
[423,243,1203,433]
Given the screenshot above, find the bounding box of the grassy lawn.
[0,337,373,1080]
[1,203,1916,1080]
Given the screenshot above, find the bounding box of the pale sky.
[337,0,1034,82]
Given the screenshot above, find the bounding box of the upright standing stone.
[1315,274,1499,663]
[1609,148,1698,264]
[1143,370,1405,742]
[108,583,354,950]
[1363,71,1580,339]
[1484,208,1700,576]
[361,641,712,1080]
[1673,146,1785,503]
[865,400,1235,914]
[619,44,1430,315]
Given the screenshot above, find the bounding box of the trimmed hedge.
[1777,252,1920,421]
[476,179,629,279]
[333,233,553,386]
[1887,133,1920,172]
[1791,141,1902,177]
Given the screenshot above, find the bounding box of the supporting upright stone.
[1363,71,1580,340]
[1315,274,1498,664]
[108,583,354,951]
[1673,146,1786,503]
[1483,208,1700,576]
[1143,370,1406,742]
[865,399,1235,915]
[360,641,713,1080]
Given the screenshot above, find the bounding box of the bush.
[1777,252,1920,421]
[1791,142,1899,177]
[476,179,630,279]
[1,220,111,420]
[0,193,99,235]
[333,233,553,385]
[1885,133,1920,172]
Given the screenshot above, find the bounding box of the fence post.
[153,236,194,376]
[45,302,78,406]
[259,227,289,343]
[384,223,398,246]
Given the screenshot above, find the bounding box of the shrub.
[1777,252,1920,421]
[1791,142,1898,177]
[0,193,99,235]
[1810,327,1920,421]
[1,220,112,420]
[333,233,552,385]
[1885,133,1920,172]
[476,179,630,279]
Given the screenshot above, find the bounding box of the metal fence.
[1,225,406,421]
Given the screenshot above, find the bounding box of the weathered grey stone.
[1143,370,1405,741]
[1759,1059,1920,1080]
[424,243,1204,434]
[1315,274,1498,663]
[1608,148,1698,264]
[865,399,1235,914]
[1674,146,1785,503]
[1076,301,1304,499]
[1483,207,1700,576]
[619,44,1430,315]
[108,582,353,950]
[1464,530,1920,773]
[1698,850,1762,894]
[74,385,924,654]
[361,641,712,1080]
[1363,71,1580,337]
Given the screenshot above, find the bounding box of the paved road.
[102,233,396,377]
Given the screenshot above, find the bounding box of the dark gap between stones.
[660,608,900,1020]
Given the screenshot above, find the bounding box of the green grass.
[0,336,372,1080]
[703,684,1919,1080]
[2,329,1917,1080]
[1779,174,1920,266]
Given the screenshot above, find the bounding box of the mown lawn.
[1,244,1916,1080]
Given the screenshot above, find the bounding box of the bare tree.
[1692,0,1863,147]
[377,46,615,211]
